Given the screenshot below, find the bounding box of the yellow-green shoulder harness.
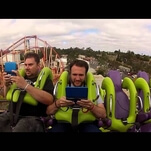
[54,71,99,124]
[6,67,53,106]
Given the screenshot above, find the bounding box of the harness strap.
[9,89,18,127]
[71,104,80,131]
[13,91,26,125]
[10,89,26,127]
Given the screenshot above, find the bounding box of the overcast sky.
[1,19,151,56]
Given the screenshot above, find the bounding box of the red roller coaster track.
[0,35,64,98]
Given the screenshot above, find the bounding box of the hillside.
[55,47,151,78]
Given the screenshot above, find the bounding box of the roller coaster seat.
[133,71,151,132]
[100,70,138,132]
[52,70,100,127]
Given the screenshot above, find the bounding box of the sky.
[1,19,151,56]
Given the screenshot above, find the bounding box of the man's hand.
[10,70,28,90]
[76,99,94,110]
[3,72,12,87]
[56,96,75,107]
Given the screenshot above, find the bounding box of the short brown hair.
[24,52,40,64]
[69,59,89,74]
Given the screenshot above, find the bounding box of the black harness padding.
[71,104,80,132]
[10,89,26,127]
[14,91,26,125]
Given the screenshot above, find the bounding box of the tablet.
[66,86,88,101]
[4,62,17,76]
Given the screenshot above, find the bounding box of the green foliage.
[54,47,151,76]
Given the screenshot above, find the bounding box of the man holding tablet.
[1,52,54,132]
[46,59,106,132]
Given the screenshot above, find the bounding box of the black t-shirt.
[12,76,54,117]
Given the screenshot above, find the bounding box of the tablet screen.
[66,86,88,101]
[4,62,17,76]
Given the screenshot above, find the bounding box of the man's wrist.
[24,83,30,91]
[55,101,60,108]
[89,104,95,111]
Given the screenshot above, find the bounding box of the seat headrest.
[137,71,149,83]
[108,70,122,91]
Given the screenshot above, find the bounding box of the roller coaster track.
[0,35,64,98]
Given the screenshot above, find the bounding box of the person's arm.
[46,96,75,115]
[76,96,106,119]
[4,85,10,97]
[3,72,12,97]
[88,102,106,119]
[24,83,54,105]
[11,75,54,105]
[46,101,60,115]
